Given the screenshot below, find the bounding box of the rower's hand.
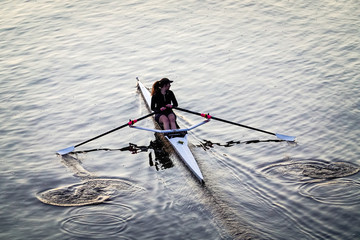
[166,104,172,108]
[160,107,167,111]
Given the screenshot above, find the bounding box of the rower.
[151,78,178,130]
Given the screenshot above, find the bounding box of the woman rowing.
[151,78,178,130]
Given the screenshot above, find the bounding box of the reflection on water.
[71,143,149,154]
[195,138,296,150]
[72,139,174,171]
[148,139,174,171]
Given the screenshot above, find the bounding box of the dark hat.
[159,78,173,86]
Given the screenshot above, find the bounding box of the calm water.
[1,0,359,239]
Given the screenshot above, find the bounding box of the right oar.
[56,112,155,155]
[175,107,295,141]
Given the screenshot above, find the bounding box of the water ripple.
[60,213,128,239]
[58,202,136,239]
[299,179,360,206]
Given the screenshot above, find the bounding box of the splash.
[37,178,145,207]
[37,182,110,207]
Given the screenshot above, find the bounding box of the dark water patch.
[302,162,359,179]
[299,179,360,205]
[37,178,145,207]
[260,158,359,182]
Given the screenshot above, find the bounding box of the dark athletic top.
[151,90,178,115]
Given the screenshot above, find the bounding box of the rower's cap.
[159,78,173,85]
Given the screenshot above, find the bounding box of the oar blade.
[57,146,75,155]
[275,133,296,142]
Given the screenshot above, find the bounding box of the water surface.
[1,0,359,239]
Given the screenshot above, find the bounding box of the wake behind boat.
[135,78,207,184]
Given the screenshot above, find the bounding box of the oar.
[175,107,295,141]
[57,112,155,155]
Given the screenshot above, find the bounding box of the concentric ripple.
[299,179,360,205]
[60,213,127,239]
[59,203,136,239]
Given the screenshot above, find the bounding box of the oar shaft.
[175,107,276,136]
[74,124,127,148]
[211,116,275,136]
[74,112,155,148]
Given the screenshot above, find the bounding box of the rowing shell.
[136,79,205,184]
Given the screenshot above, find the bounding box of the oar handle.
[175,107,276,136]
[74,112,155,148]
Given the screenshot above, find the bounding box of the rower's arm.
[170,91,178,108]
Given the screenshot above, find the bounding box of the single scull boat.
[134,78,208,184]
[57,78,295,183]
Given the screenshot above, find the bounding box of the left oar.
[175,107,296,142]
[57,112,155,155]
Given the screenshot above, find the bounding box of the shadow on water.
[194,138,294,150]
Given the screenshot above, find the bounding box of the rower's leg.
[168,113,177,130]
[159,115,170,130]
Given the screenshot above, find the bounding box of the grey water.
[1,0,359,239]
